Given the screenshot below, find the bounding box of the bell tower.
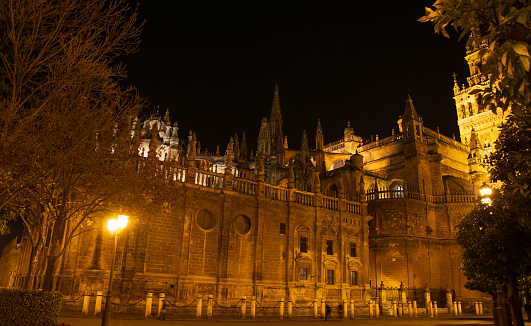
[453,34,504,151]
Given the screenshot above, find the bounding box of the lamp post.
[101,215,128,326]
[479,183,492,205]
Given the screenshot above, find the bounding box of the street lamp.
[101,215,128,326]
[479,183,492,205]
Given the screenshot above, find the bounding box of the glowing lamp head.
[117,215,129,229]
[108,219,118,232]
[108,215,129,233]
[479,183,492,198]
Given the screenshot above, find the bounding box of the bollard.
[369,301,374,317]
[433,301,438,317]
[392,300,397,317]
[479,301,483,315]
[375,300,380,318]
[196,295,202,318]
[313,299,318,319]
[457,301,462,315]
[429,301,434,317]
[158,293,165,318]
[279,297,284,319]
[342,300,348,319]
[453,302,458,316]
[321,300,326,319]
[474,301,479,315]
[287,300,293,319]
[250,296,256,319]
[408,301,412,317]
[95,291,103,316]
[350,299,354,319]
[241,296,247,319]
[398,302,403,317]
[208,295,213,319]
[413,300,417,317]
[145,293,153,318]
[82,291,90,316]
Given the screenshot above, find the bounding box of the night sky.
[122,0,469,153]
[0,1,470,251]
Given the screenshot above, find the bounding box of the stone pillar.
[429,301,434,317]
[145,293,153,318]
[94,291,103,316]
[250,296,256,319]
[433,301,438,316]
[479,301,483,315]
[279,297,284,319]
[343,300,348,319]
[196,296,202,318]
[475,302,479,315]
[82,291,90,316]
[458,301,462,315]
[454,302,458,316]
[399,282,407,304]
[369,301,374,317]
[413,300,417,317]
[321,299,326,318]
[158,293,165,318]
[378,282,386,313]
[207,295,213,319]
[313,299,318,319]
[424,284,431,309]
[241,296,247,319]
[446,285,453,309]
[392,301,397,317]
[408,301,413,317]
[350,299,354,318]
[375,300,380,317]
[287,299,293,319]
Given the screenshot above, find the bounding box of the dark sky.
[122,0,470,153]
[0,1,470,251]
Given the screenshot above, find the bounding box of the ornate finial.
[215,145,220,156]
[164,109,170,123]
[148,124,159,159]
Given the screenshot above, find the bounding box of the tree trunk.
[41,216,65,291]
[25,241,42,290]
[508,274,525,326]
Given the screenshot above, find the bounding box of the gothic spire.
[269,83,284,156]
[316,119,324,151]
[403,94,419,122]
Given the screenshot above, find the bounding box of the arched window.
[390,183,404,198]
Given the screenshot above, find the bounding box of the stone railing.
[367,189,476,204]
[358,134,402,152]
[155,161,364,214]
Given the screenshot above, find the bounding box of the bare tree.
[0,0,147,290]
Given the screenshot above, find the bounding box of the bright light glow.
[117,215,129,229]
[479,184,492,197]
[481,197,492,205]
[108,219,118,232]
[108,215,129,233]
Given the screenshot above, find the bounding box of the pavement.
[57,313,531,326]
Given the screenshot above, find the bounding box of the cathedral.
[0,39,500,310]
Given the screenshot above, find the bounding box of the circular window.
[234,215,251,234]
[196,209,215,230]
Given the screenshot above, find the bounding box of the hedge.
[0,289,62,326]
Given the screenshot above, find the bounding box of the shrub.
[0,289,62,326]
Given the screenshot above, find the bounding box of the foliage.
[490,109,531,224]
[419,0,531,116]
[0,289,62,326]
[456,195,531,295]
